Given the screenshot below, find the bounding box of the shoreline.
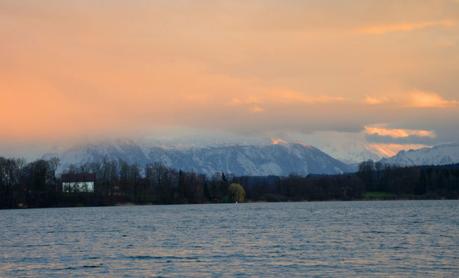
[2,197,457,211]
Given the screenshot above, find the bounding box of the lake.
[0,201,458,277]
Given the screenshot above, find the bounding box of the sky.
[1,0,458,160]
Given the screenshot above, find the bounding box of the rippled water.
[0,201,458,277]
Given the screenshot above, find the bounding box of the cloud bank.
[0,0,458,157]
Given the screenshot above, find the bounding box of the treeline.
[238,161,459,202]
[0,158,244,209]
[0,157,458,209]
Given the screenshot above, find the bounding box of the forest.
[0,157,458,209]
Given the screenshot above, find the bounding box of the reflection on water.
[0,201,458,277]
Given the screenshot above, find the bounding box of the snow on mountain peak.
[380,142,459,166]
[46,141,354,176]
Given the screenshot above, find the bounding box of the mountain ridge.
[44,142,354,176]
[380,143,459,166]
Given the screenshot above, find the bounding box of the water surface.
[1,201,458,277]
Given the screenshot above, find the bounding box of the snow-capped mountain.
[266,131,383,164]
[317,142,381,164]
[380,143,459,166]
[44,141,354,176]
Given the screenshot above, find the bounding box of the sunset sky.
[1,0,458,159]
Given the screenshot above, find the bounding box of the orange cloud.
[364,96,390,105]
[407,91,458,108]
[368,143,427,157]
[364,91,458,108]
[271,138,288,145]
[268,90,345,105]
[359,20,456,34]
[1,1,458,145]
[364,125,436,139]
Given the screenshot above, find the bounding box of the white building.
[61,173,96,193]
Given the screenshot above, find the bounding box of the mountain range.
[44,141,354,176]
[380,143,459,167]
[43,141,459,176]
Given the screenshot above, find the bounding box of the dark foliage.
[0,157,458,209]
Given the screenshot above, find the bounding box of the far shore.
[2,197,457,211]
